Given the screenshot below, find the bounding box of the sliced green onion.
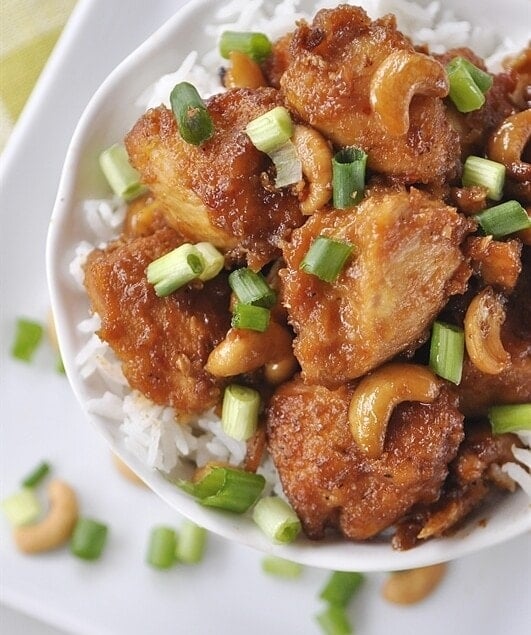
[182,466,265,513]
[146,526,177,569]
[446,57,487,113]
[231,303,270,332]
[170,82,214,146]
[270,140,303,188]
[315,605,352,635]
[99,143,146,201]
[319,571,365,608]
[1,488,41,527]
[448,56,493,93]
[252,496,301,544]
[194,242,225,281]
[219,31,272,63]
[300,236,354,283]
[462,156,506,201]
[146,244,204,296]
[429,321,465,385]
[489,404,531,434]
[70,518,108,560]
[175,520,207,564]
[228,267,276,308]
[21,461,50,488]
[245,106,293,154]
[474,200,531,238]
[332,147,367,208]
[11,318,43,362]
[261,555,304,578]
[221,384,261,441]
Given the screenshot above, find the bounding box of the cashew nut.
[487,110,531,182]
[264,356,298,385]
[381,563,447,605]
[292,125,333,214]
[205,321,295,377]
[348,363,442,458]
[370,50,449,136]
[464,286,511,375]
[224,51,267,89]
[13,479,79,554]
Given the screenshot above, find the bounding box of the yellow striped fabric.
[0,0,76,150]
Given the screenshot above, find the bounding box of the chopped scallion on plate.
[252,496,301,544]
[300,236,354,283]
[489,403,531,434]
[261,555,303,578]
[99,143,146,201]
[170,81,214,146]
[446,56,490,113]
[146,526,177,569]
[462,155,505,201]
[319,571,364,607]
[429,321,465,385]
[11,318,43,362]
[221,384,261,441]
[1,488,41,527]
[315,604,353,635]
[231,302,270,332]
[175,520,208,564]
[228,267,276,308]
[246,106,293,154]
[219,31,272,63]
[21,461,50,488]
[70,518,108,561]
[474,200,531,238]
[332,147,367,208]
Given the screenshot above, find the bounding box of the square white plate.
[1,1,530,633]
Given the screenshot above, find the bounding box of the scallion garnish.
[231,303,270,332]
[319,571,365,607]
[446,57,490,113]
[99,143,146,201]
[21,461,50,488]
[11,318,43,362]
[1,488,41,527]
[146,244,205,296]
[261,555,303,578]
[332,147,367,208]
[315,604,352,635]
[194,242,225,281]
[300,236,354,283]
[474,200,531,238]
[462,155,506,201]
[146,526,177,569]
[228,267,277,308]
[170,81,214,146]
[488,404,531,434]
[175,520,207,564]
[70,518,108,560]
[181,465,265,513]
[429,321,465,385]
[252,496,301,544]
[245,106,293,154]
[219,31,272,63]
[221,384,261,441]
[270,140,303,188]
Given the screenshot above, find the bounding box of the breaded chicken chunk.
[281,188,473,386]
[125,87,304,269]
[266,378,464,541]
[84,226,232,417]
[279,5,460,184]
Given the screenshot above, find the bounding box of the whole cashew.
[464,286,511,375]
[13,479,78,554]
[370,50,449,136]
[205,322,295,377]
[292,125,333,214]
[487,110,531,182]
[348,363,442,458]
[224,51,267,89]
[382,563,447,605]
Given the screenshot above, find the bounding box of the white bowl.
[46,0,531,571]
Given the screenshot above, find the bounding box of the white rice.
[71,0,529,496]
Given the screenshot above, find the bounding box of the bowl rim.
[46,0,531,572]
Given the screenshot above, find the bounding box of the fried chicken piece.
[280,188,473,386]
[125,88,304,269]
[393,422,519,549]
[463,236,522,292]
[457,250,531,416]
[84,227,232,417]
[279,5,460,185]
[265,378,464,541]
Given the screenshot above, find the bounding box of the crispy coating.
[279,5,460,184]
[281,188,473,386]
[265,378,464,541]
[84,227,231,416]
[457,250,531,416]
[125,88,304,269]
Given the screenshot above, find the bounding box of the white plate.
[1,1,530,633]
